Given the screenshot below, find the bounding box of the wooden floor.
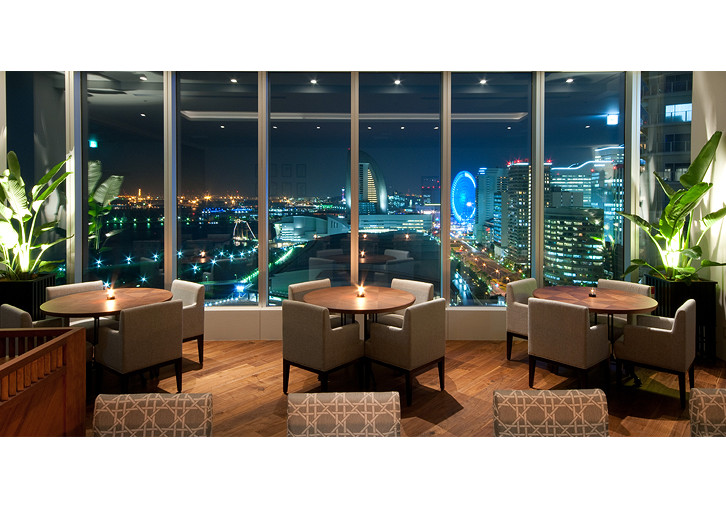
[84,339,726,437]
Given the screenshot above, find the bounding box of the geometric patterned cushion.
[93,393,213,437]
[493,389,608,437]
[690,388,726,437]
[287,392,401,437]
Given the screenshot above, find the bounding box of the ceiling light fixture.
[310,79,317,84]
[479,79,487,85]
[394,79,401,85]
[566,78,574,83]
[220,125,225,129]
[230,78,238,83]
[140,113,146,117]
[585,125,591,129]
[139,74,147,81]
[400,126,405,130]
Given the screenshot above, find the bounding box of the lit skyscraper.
[345,150,388,214]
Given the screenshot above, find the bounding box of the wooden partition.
[0,328,86,436]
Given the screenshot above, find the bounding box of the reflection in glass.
[544,72,626,287]
[268,72,351,305]
[178,72,258,306]
[83,71,164,289]
[359,72,441,295]
[451,72,531,306]
[5,71,67,282]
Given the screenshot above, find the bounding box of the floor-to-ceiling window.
[177,72,258,306]
[267,72,352,304]
[5,71,67,283]
[83,71,164,289]
[639,71,693,281]
[543,72,626,286]
[450,72,531,305]
[358,72,441,294]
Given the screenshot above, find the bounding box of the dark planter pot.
[0,273,56,321]
[644,273,717,360]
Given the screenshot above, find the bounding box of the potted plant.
[618,130,724,358]
[0,151,72,319]
[87,160,124,251]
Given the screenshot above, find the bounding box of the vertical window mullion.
[531,71,545,287]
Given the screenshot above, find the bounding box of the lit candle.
[360,250,365,258]
[357,286,365,297]
[589,287,596,297]
[106,287,116,300]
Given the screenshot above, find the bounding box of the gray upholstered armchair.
[527,297,610,389]
[505,277,537,360]
[596,278,652,334]
[376,278,434,328]
[689,388,726,437]
[282,299,363,394]
[614,299,696,408]
[93,393,213,437]
[95,300,184,392]
[288,278,341,327]
[493,389,609,437]
[171,279,205,367]
[287,392,401,437]
[0,303,63,328]
[45,280,108,327]
[366,297,446,406]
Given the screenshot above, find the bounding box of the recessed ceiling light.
[310,79,317,84]
[367,126,372,130]
[394,79,401,85]
[139,74,147,81]
[230,78,238,83]
[566,78,574,83]
[220,125,225,129]
[400,126,405,130]
[480,79,487,85]
[140,113,146,117]
[507,126,511,130]
[316,126,320,129]
[607,114,619,125]
[434,126,439,130]
[585,125,591,129]
[272,125,277,129]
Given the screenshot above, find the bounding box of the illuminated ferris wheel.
[451,170,476,224]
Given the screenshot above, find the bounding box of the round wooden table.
[41,287,174,347]
[303,285,415,338]
[532,285,657,317]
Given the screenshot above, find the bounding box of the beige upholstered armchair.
[93,393,213,437]
[689,388,726,437]
[95,300,184,393]
[282,300,363,394]
[505,277,537,360]
[366,297,446,406]
[171,279,205,367]
[288,278,341,327]
[316,248,344,258]
[376,278,434,328]
[287,392,401,437]
[45,280,110,327]
[0,303,63,328]
[596,279,652,334]
[614,299,696,408]
[527,297,610,389]
[493,389,609,437]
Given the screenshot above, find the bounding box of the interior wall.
[691,71,726,360]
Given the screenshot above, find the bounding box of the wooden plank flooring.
[84,339,726,437]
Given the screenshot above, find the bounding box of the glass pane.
[268,72,351,305]
[544,72,626,286]
[359,72,441,294]
[5,71,67,282]
[83,71,164,289]
[451,72,531,306]
[639,71,693,279]
[178,72,258,306]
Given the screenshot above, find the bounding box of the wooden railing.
[0,328,85,436]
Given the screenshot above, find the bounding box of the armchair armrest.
[635,314,674,331]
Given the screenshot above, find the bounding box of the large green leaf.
[87,160,103,195]
[33,171,72,203]
[701,204,726,233]
[654,172,677,199]
[0,220,19,248]
[680,131,722,188]
[701,259,726,268]
[617,212,654,233]
[681,246,702,259]
[31,156,69,200]
[92,175,124,207]
[0,177,31,220]
[6,151,23,184]
[662,182,711,232]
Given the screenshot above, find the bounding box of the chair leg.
[282,359,290,394]
[688,364,695,388]
[678,372,686,409]
[405,372,412,406]
[121,373,129,393]
[578,369,588,389]
[506,332,513,360]
[320,372,328,392]
[197,335,204,368]
[615,359,623,388]
[175,358,182,393]
[438,358,445,391]
[528,356,535,388]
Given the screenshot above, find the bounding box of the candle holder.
[106,288,116,300]
[357,286,365,298]
[588,287,597,297]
